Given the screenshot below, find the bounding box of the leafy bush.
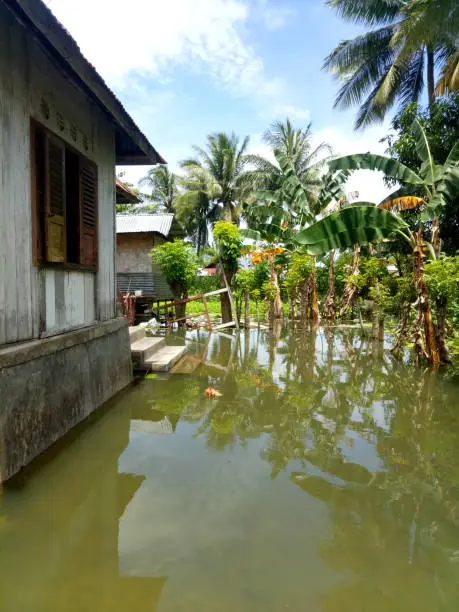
[151,239,198,298]
[213,222,242,271]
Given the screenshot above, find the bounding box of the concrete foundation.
[0,318,132,482]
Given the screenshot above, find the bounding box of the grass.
[185,297,269,319]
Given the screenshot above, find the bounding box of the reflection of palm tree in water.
[289,363,459,611]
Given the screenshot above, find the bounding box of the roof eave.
[6,0,166,166]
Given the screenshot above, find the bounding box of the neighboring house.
[116,179,142,205]
[0,0,165,481]
[116,214,184,300]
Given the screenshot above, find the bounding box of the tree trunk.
[289,290,296,321]
[378,317,385,342]
[431,216,441,258]
[339,244,360,318]
[308,269,320,326]
[299,277,310,324]
[391,303,410,355]
[371,302,379,340]
[244,291,250,328]
[413,231,440,367]
[323,250,336,321]
[426,46,435,106]
[219,269,234,323]
[269,260,284,325]
[436,297,451,363]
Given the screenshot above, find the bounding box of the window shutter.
[45,135,66,262]
[79,160,98,266]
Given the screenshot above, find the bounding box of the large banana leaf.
[295,204,410,255]
[328,153,424,185]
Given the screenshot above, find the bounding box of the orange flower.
[205,386,223,398]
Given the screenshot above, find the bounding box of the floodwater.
[1,326,459,612]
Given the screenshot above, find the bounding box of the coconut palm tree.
[180,132,251,224]
[174,166,221,254]
[324,0,459,129]
[139,165,178,212]
[244,132,348,324]
[243,119,331,208]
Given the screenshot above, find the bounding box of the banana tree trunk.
[269,260,284,324]
[413,231,440,367]
[323,250,336,321]
[436,297,450,364]
[339,244,360,318]
[289,290,297,321]
[431,216,441,258]
[244,291,250,328]
[391,303,411,355]
[299,277,310,324]
[308,268,320,325]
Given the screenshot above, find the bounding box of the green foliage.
[189,275,219,296]
[295,205,410,255]
[233,268,255,294]
[261,280,278,301]
[284,252,315,296]
[150,239,198,292]
[252,261,271,294]
[324,0,459,129]
[425,255,459,325]
[139,165,178,212]
[383,96,459,253]
[115,203,159,214]
[180,132,251,224]
[213,222,242,271]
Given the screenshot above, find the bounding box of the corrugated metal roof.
[116,214,174,236]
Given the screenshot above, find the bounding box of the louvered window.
[31,121,98,269]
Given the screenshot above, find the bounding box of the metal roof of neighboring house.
[116,180,141,204]
[116,214,175,237]
[5,0,165,165]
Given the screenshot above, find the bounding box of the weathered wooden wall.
[0,3,116,345]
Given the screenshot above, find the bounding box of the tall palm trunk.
[426,46,435,106]
[339,244,360,318]
[413,231,440,367]
[323,250,336,321]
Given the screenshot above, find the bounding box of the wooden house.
[0,0,165,481]
[116,214,184,303]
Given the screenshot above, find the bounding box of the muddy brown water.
[1,326,459,611]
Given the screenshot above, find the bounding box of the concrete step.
[171,354,202,374]
[129,325,146,344]
[143,345,187,372]
[131,336,166,364]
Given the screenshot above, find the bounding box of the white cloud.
[263,6,296,30]
[47,0,305,119]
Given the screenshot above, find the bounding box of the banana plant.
[328,120,459,245]
[245,151,350,324]
[295,204,443,366]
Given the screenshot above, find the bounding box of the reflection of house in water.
[130,409,180,435]
[0,403,167,611]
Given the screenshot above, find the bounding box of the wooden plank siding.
[44,270,95,335]
[0,3,116,345]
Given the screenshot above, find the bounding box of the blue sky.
[47,0,393,201]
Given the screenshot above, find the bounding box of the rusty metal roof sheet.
[116,214,174,237]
